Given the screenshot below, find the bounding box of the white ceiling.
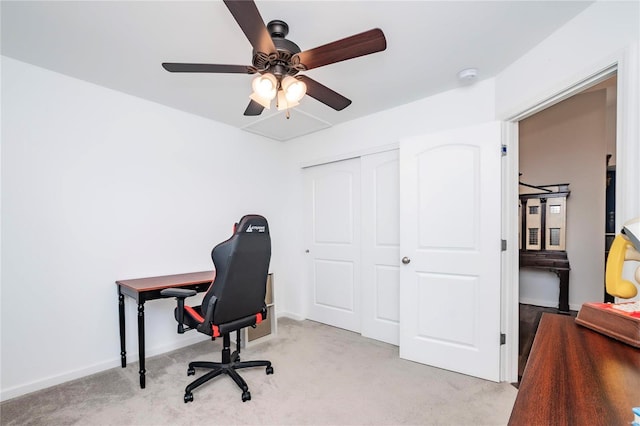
[1,1,594,141]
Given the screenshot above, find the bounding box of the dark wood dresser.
[509,313,640,425]
[519,250,570,312]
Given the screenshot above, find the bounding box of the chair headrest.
[235,215,269,235]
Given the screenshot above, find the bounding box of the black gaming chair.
[161,214,273,403]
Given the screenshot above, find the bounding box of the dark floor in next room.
[517,303,578,386]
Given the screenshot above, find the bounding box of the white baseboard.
[0,333,209,402]
[277,311,305,321]
[4,314,308,402]
[140,333,210,360]
[519,297,558,308]
[519,297,581,312]
[1,358,120,402]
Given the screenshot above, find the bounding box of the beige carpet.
[1,318,517,425]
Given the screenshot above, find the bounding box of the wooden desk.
[116,271,214,388]
[509,313,640,425]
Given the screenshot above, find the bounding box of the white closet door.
[399,122,503,381]
[304,158,361,332]
[361,150,400,345]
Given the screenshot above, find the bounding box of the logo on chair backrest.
[246,224,266,233]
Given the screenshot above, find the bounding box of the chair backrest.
[202,215,271,325]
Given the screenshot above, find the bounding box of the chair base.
[183,333,273,403]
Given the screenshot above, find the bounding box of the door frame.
[500,44,640,382]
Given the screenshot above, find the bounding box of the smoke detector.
[458,68,478,84]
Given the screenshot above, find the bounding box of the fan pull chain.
[276,96,291,119]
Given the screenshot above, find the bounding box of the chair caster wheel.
[242,391,251,402]
[266,366,274,375]
[187,367,195,376]
[184,393,194,403]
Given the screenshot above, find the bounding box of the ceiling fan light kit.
[249,73,307,111]
[252,74,277,99]
[162,0,386,118]
[281,76,306,103]
[276,91,299,112]
[249,91,272,109]
[250,73,278,108]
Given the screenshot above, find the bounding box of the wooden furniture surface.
[509,313,640,425]
[116,271,215,388]
[575,302,640,348]
[519,250,571,312]
[117,270,215,297]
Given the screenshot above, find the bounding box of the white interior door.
[399,121,502,381]
[361,150,400,345]
[304,158,361,332]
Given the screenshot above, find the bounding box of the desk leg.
[118,290,126,368]
[557,270,570,314]
[137,303,146,389]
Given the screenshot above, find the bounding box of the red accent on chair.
[184,305,204,323]
[212,324,220,337]
[255,313,263,324]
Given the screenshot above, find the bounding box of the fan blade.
[223,0,276,55]
[297,75,352,111]
[244,99,265,116]
[162,63,255,74]
[294,28,386,71]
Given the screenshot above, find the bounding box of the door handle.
[402,256,411,264]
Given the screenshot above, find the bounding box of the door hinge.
[501,239,507,251]
[501,144,507,156]
[500,333,506,345]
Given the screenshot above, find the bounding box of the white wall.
[278,79,497,319]
[0,57,287,400]
[496,1,640,306]
[495,0,640,223]
[495,1,639,121]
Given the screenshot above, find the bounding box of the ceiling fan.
[162,0,387,117]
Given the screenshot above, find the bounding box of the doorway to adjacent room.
[516,73,617,380]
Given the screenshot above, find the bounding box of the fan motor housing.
[252,20,302,76]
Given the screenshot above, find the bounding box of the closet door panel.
[361,150,400,345]
[304,158,361,332]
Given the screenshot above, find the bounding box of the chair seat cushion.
[176,305,265,337]
[216,311,263,336]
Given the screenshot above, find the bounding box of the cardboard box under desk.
[249,305,273,341]
[265,274,273,305]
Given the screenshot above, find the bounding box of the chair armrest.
[160,288,197,298]
[160,288,198,334]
